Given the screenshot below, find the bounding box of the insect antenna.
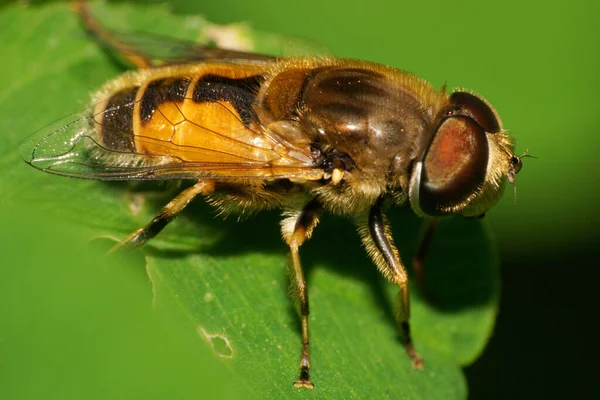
[507,150,535,204]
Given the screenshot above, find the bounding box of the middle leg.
[280,199,322,389]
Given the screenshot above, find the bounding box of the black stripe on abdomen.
[140,77,191,123]
[192,74,265,126]
[100,86,138,151]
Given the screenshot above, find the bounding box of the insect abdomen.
[139,77,191,123]
[191,74,264,126]
[93,64,269,162]
[95,86,138,152]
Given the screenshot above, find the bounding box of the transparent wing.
[103,30,278,66]
[21,92,324,182]
[87,28,334,66]
[261,33,334,58]
[75,1,332,67]
[74,0,276,67]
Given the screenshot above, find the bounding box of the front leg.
[280,199,322,389]
[412,218,439,302]
[357,199,423,369]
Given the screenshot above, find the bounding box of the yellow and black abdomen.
[91,63,275,164]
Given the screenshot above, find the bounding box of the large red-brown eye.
[449,91,501,133]
[419,116,489,215]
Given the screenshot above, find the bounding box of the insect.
[23,1,525,389]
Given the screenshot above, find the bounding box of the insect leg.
[357,199,423,369]
[412,218,439,302]
[71,0,152,69]
[111,180,215,252]
[281,199,323,389]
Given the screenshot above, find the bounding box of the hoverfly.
[23,1,525,389]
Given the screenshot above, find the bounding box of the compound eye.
[449,91,502,133]
[419,116,489,215]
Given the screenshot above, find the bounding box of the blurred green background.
[1,0,598,399]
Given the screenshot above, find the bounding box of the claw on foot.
[407,345,424,370]
[294,362,313,389]
[293,379,314,389]
[412,354,424,370]
[108,228,143,253]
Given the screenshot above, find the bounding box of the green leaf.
[0,2,499,398]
